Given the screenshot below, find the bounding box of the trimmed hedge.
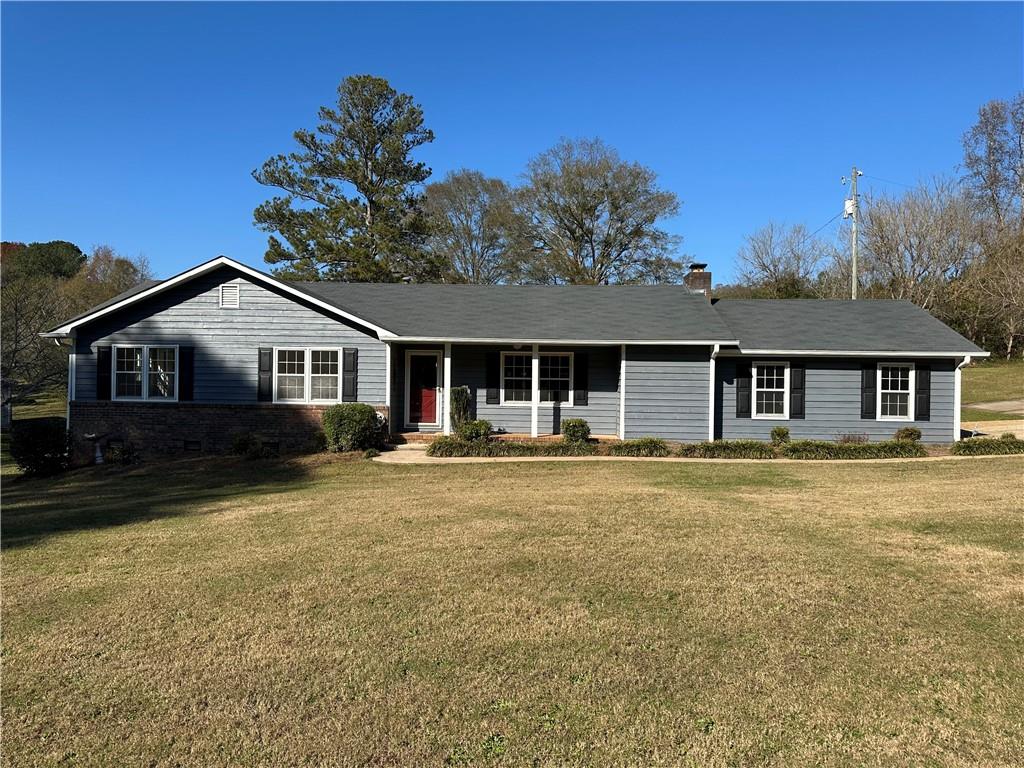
[560,418,591,444]
[893,426,922,442]
[608,438,671,457]
[9,417,69,476]
[770,427,790,446]
[456,419,492,442]
[322,403,385,452]
[678,440,776,459]
[426,437,597,458]
[781,440,927,460]
[951,437,1024,456]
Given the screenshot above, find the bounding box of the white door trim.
[404,350,443,429]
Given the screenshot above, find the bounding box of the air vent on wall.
[219,283,240,308]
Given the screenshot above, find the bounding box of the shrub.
[678,440,776,459]
[322,403,385,452]
[782,440,927,460]
[9,418,69,476]
[1001,432,1018,440]
[770,426,790,446]
[837,433,869,445]
[894,426,922,442]
[363,448,381,459]
[450,385,473,429]
[456,419,492,442]
[107,441,140,466]
[951,437,1024,456]
[560,418,591,444]
[232,432,258,455]
[426,437,599,458]
[544,440,598,457]
[608,438,670,457]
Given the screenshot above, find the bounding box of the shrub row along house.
[44,256,986,462]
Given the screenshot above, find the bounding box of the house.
[45,256,986,462]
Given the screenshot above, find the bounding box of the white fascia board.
[388,337,738,346]
[721,348,990,358]
[41,256,396,339]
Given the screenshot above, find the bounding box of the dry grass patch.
[3,455,1023,766]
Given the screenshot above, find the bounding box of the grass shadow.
[2,453,320,550]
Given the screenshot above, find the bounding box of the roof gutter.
[387,337,739,346]
[719,348,990,358]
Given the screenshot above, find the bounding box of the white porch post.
[708,343,719,442]
[443,343,452,435]
[954,354,971,442]
[619,344,626,439]
[531,344,539,438]
[67,344,76,427]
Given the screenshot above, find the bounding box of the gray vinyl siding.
[391,344,620,435]
[716,357,956,443]
[74,266,385,404]
[623,346,710,442]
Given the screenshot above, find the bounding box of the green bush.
[770,426,790,446]
[837,433,869,444]
[608,438,671,457]
[456,419,492,442]
[363,448,381,459]
[544,440,598,457]
[426,437,599,458]
[450,385,473,429]
[782,440,927,460]
[10,418,69,476]
[107,441,141,466]
[678,440,776,459]
[322,403,385,452]
[560,418,591,443]
[1001,432,1017,440]
[894,426,922,442]
[951,437,1024,456]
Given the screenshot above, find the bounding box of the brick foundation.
[68,401,390,466]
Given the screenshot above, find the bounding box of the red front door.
[409,354,438,424]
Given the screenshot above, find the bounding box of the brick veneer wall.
[68,402,390,465]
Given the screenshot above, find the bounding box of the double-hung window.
[274,348,342,403]
[113,345,177,400]
[501,351,574,405]
[752,361,789,419]
[877,363,914,420]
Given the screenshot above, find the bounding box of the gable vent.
[219,284,240,309]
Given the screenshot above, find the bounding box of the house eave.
[721,348,989,358]
[388,336,740,346]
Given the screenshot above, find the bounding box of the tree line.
[1,241,151,422]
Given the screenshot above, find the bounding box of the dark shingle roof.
[294,283,736,342]
[713,299,984,354]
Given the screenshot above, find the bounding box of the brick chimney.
[684,262,712,299]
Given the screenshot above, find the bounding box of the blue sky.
[2,2,1021,283]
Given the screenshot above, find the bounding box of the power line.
[861,173,915,190]
[796,210,844,248]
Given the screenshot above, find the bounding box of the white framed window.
[500,351,574,406]
[877,362,915,421]
[273,348,344,404]
[752,361,789,419]
[113,345,178,401]
[219,283,240,308]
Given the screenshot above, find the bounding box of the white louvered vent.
[219,284,240,309]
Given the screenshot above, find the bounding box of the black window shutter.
[573,352,589,406]
[485,351,500,404]
[915,364,931,421]
[178,346,195,401]
[342,347,358,401]
[735,361,752,418]
[96,346,112,401]
[860,363,876,419]
[790,362,805,419]
[258,348,273,402]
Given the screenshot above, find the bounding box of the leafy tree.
[961,93,1023,228]
[4,240,85,281]
[424,170,519,283]
[253,74,439,282]
[62,245,152,308]
[515,138,683,284]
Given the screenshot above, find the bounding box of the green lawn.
[3,454,1022,766]
[962,358,1024,405]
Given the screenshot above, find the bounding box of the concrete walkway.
[961,419,1024,439]
[373,445,1020,466]
[968,399,1024,416]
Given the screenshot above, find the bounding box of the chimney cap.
[688,262,708,271]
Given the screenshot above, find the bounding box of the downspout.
[954,354,972,441]
[708,343,720,442]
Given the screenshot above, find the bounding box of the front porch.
[385,342,623,438]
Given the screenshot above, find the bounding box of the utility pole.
[842,166,863,299]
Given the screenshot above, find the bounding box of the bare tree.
[516,138,683,284]
[424,170,519,284]
[974,231,1024,358]
[962,93,1024,228]
[736,222,838,298]
[859,178,980,310]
